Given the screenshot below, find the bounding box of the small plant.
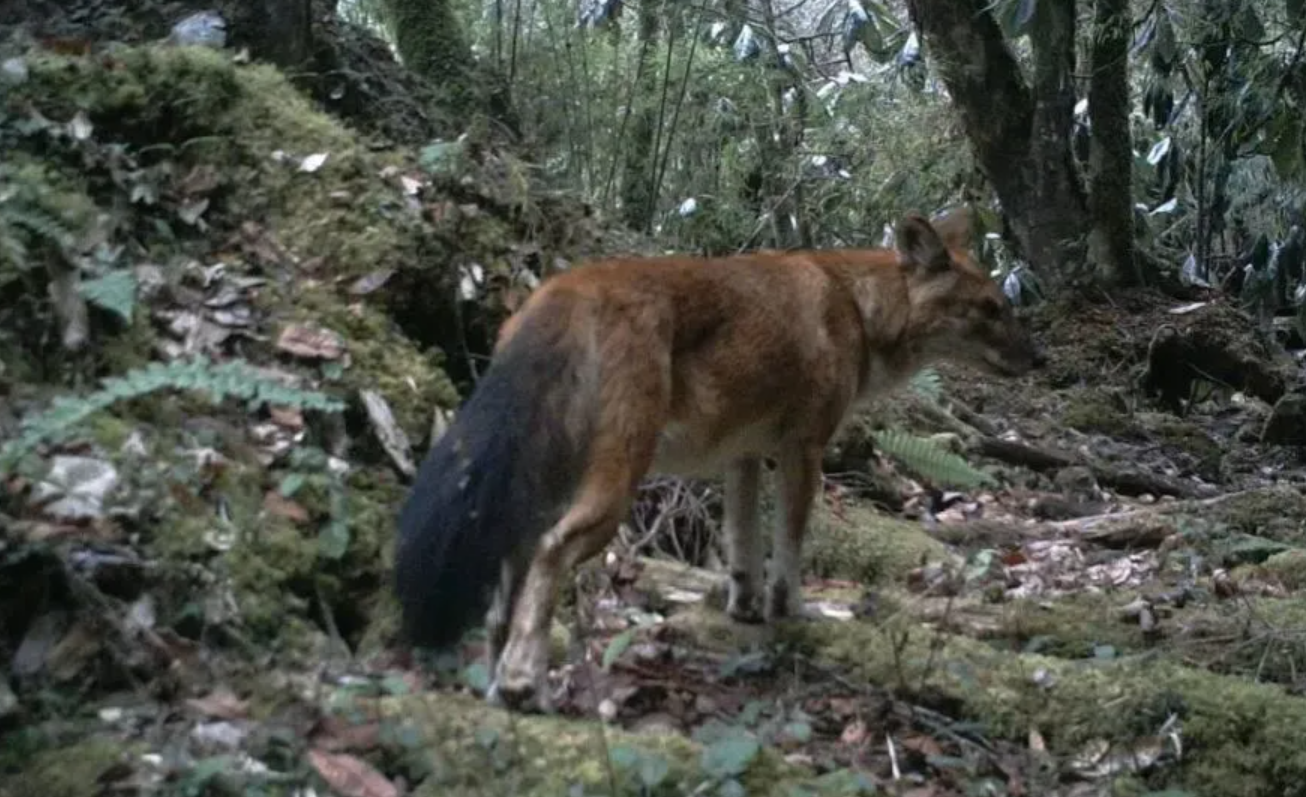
[0,356,344,474]
[871,428,994,490]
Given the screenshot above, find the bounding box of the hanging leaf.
[998,0,1039,39]
[602,627,637,670]
[1146,136,1172,166]
[79,269,137,323]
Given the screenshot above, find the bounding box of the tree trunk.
[381,0,476,118]
[904,0,1089,290]
[250,0,312,69]
[1027,0,1089,283]
[620,0,662,231]
[1087,0,1139,286]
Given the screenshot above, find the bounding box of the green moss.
[387,690,847,796]
[83,410,135,450]
[780,617,1306,796]
[1198,487,1306,543]
[1062,388,1134,437]
[799,500,954,584]
[280,283,459,439]
[96,318,158,373]
[1253,549,1306,590]
[3,736,142,797]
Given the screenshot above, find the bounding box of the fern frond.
[908,366,943,403]
[0,357,345,473]
[871,427,994,490]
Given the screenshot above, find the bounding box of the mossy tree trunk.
[620,0,662,232]
[905,0,1092,291]
[380,0,477,119]
[1087,0,1140,286]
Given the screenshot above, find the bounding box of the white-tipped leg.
[723,457,765,623]
[768,444,821,620]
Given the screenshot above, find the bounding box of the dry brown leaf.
[311,715,383,752]
[840,719,868,746]
[347,269,394,296]
[900,733,944,757]
[268,406,305,430]
[263,491,310,525]
[307,749,397,797]
[277,324,345,360]
[186,686,250,720]
[828,696,859,718]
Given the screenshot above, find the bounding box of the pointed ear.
[930,205,977,253]
[894,213,952,275]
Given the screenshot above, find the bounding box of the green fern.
[871,428,994,490]
[0,161,92,278]
[908,366,943,402]
[0,356,345,473]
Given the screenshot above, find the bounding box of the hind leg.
[723,457,765,623]
[488,461,639,710]
[485,543,530,676]
[767,443,822,620]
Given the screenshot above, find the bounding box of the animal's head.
[894,209,1042,378]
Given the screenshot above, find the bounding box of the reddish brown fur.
[396,210,1038,711]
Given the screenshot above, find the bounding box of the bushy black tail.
[393,310,596,650]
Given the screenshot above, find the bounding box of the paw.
[727,570,765,624]
[487,638,551,712]
[727,598,765,625]
[765,578,808,621]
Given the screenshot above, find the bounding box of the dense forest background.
[3,0,1306,795]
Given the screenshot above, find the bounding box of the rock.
[33,456,119,520]
[1260,393,1306,445]
[1053,465,1100,502]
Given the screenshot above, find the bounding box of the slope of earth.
[4,18,1306,797]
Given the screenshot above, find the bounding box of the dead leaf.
[40,37,93,56]
[361,390,415,477]
[186,686,250,720]
[306,749,398,797]
[178,198,210,226]
[277,324,345,360]
[34,456,120,520]
[840,719,868,746]
[828,696,859,718]
[264,491,310,524]
[901,733,944,757]
[299,152,329,173]
[47,620,102,682]
[312,716,383,752]
[68,110,93,141]
[176,164,221,195]
[269,406,305,430]
[347,269,394,296]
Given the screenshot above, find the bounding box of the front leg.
[723,457,764,624]
[768,443,822,620]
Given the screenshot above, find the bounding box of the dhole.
[394,209,1039,710]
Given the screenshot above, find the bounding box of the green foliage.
[0,357,344,474]
[908,366,943,403]
[871,428,994,490]
[0,160,94,282]
[77,269,137,322]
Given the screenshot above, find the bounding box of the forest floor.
[3,10,1306,797]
